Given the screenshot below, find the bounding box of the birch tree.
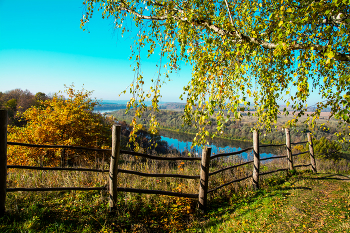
[81,0,350,145]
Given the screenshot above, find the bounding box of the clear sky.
[0,0,192,102]
[0,0,325,106]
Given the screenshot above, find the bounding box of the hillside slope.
[195,172,350,232]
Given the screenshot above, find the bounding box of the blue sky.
[0,0,192,102]
[0,0,325,107]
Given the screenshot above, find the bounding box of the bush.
[313,137,342,160]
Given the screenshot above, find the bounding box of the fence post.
[61,148,66,168]
[253,130,260,189]
[109,124,121,212]
[198,147,211,212]
[285,128,293,170]
[0,110,8,216]
[307,132,317,173]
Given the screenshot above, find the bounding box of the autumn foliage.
[7,85,113,167]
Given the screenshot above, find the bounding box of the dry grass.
[3,150,349,232]
[7,150,339,202]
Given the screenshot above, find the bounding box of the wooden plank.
[209,160,254,176]
[0,110,7,216]
[292,151,309,157]
[208,175,252,193]
[210,147,253,160]
[7,187,106,192]
[7,186,199,198]
[120,150,202,161]
[119,169,200,179]
[291,141,308,145]
[294,164,311,168]
[7,165,109,173]
[259,168,288,176]
[7,141,110,152]
[109,124,121,212]
[307,133,317,173]
[117,187,198,198]
[7,143,201,160]
[253,130,260,189]
[285,128,293,170]
[259,143,285,148]
[260,155,287,161]
[198,147,211,212]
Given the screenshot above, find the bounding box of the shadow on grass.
[279,186,312,191]
[305,173,350,182]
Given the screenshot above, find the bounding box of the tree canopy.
[81,0,350,145]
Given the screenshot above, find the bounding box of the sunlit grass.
[2,152,349,232]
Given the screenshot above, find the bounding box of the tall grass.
[4,149,348,232]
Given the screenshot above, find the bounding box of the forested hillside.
[0,89,50,126]
[111,109,349,152]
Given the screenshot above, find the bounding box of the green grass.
[196,171,350,232]
[1,158,350,232]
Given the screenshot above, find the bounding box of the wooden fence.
[0,109,317,216]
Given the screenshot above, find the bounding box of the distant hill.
[97,100,331,112]
[159,102,186,110]
[94,103,127,111]
[95,100,185,111]
[99,100,129,104]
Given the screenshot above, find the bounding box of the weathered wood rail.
[0,109,317,215]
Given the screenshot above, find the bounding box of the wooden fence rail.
[260,155,287,161]
[208,175,253,193]
[7,187,107,192]
[119,169,200,179]
[6,141,111,151]
[209,160,254,176]
[120,150,202,161]
[210,147,253,160]
[0,109,317,215]
[7,165,109,173]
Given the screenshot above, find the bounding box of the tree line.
[0,89,50,126]
[111,108,349,159]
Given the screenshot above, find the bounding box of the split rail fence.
[0,109,317,216]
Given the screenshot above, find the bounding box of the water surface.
[159,129,286,161]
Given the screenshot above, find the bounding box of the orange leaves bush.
[7,85,113,167]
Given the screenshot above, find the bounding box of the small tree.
[7,85,113,166]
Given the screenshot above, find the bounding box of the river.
[158,129,285,160]
[93,109,118,114]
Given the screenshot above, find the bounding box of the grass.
[1,154,350,232]
[199,171,350,232]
